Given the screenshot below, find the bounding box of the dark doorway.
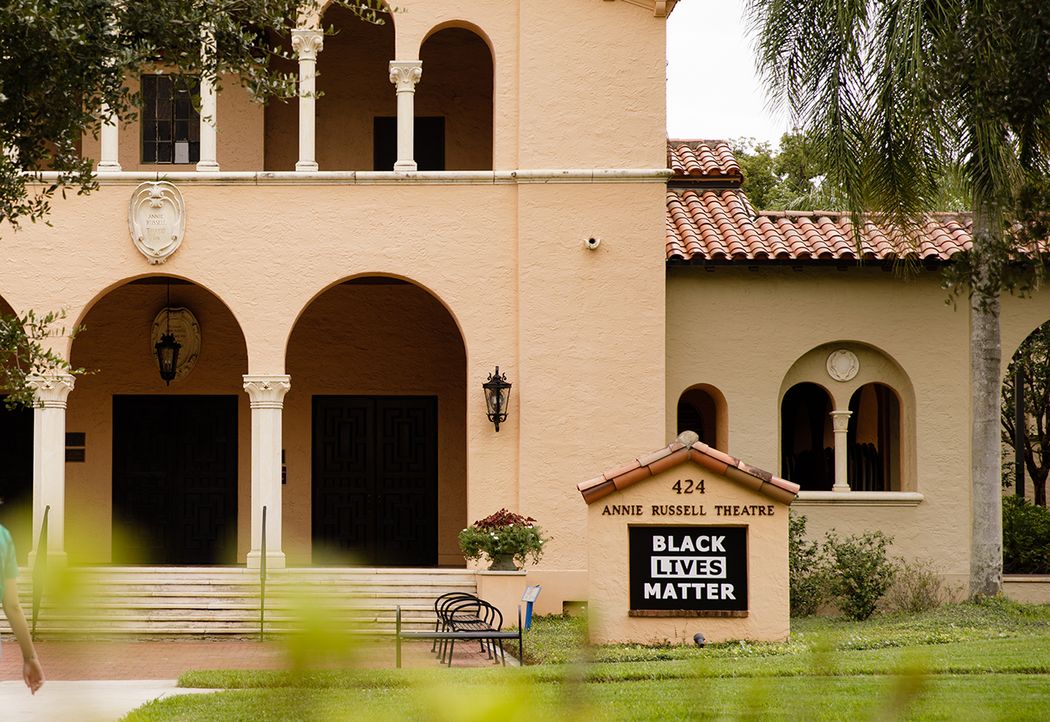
[0,399,33,562]
[373,117,446,171]
[312,396,438,566]
[113,396,238,565]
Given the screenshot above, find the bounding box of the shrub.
[788,513,829,617]
[824,529,897,621]
[1003,495,1050,574]
[458,509,547,568]
[884,558,945,614]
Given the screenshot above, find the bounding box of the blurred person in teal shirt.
[1,523,44,693]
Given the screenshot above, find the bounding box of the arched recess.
[676,383,728,451]
[68,276,249,565]
[285,275,467,567]
[264,4,396,170]
[848,383,901,491]
[0,293,33,560]
[781,383,834,491]
[416,24,493,170]
[780,341,917,492]
[1003,319,1050,506]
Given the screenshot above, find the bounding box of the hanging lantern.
[482,366,512,432]
[156,282,182,385]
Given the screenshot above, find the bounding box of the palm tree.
[746,0,1050,597]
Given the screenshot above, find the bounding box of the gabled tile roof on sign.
[665,188,973,263]
[664,139,973,263]
[577,432,800,506]
[668,140,742,182]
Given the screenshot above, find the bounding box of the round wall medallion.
[129,181,185,264]
[826,349,860,382]
[150,307,201,382]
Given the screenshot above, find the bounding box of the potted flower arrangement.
[458,508,548,571]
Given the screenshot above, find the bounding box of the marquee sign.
[628,525,748,613]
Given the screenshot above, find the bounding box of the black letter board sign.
[629,526,748,612]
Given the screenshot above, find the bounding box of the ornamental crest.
[826,349,860,382]
[129,181,185,264]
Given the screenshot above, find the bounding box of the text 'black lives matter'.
[629,525,747,612]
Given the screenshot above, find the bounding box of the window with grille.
[141,75,200,164]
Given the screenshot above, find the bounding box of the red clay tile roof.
[666,189,973,263]
[578,432,800,506]
[668,140,742,182]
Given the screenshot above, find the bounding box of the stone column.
[97,106,122,172]
[388,60,423,171]
[27,374,75,565]
[196,29,220,172]
[243,375,290,569]
[292,29,324,172]
[830,410,852,492]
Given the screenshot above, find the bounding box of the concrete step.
[5,566,477,638]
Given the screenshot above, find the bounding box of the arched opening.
[676,384,727,450]
[0,295,33,561]
[1004,321,1050,507]
[286,276,466,566]
[416,26,494,170]
[781,382,833,491]
[847,383,901,491]
[264,5,396,170]
[68,277,249,565]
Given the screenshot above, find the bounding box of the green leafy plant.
[458,509,547,568]
[824,529,897,621]
[0,309,85,409]
[1003,495,1050,573]
[788,513,829,617]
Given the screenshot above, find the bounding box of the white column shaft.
[97,105,121,172]
[28,375,74,564]
[196,79,219,171]
[197,28,220,171]
[389,61,423,171]
[244,375,290,569]
[831,410,852,492]
[292,30,324,172]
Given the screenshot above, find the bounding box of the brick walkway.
[0,636,508,681]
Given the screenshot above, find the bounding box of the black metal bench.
[394,604,523,668]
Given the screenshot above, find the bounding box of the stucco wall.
[1,173,665,575]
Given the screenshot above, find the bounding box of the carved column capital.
[243,375,291,409]
[389,60,423,92]
[26,374,75,408]
[830,409,852,433]
[291,29,324,60]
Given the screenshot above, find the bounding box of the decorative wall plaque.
[826,349,860,382]
[129,181,185,264]
[150,307,201,382]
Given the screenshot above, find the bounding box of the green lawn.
[125,598,1050,721]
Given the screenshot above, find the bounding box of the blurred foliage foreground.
[124,598,1050,721]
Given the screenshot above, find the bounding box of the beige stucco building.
[0,0,1042,623]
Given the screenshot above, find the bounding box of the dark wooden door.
[0,399,33,562]
[113,396,237,565]
[313,396,437,566]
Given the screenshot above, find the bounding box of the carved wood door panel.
[113,396,238,565]
[312,396,437,566]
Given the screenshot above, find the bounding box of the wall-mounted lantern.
[483,366,511,432]
[155,282,181,385]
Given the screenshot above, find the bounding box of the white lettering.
[644,582,660,599]
[652,536,666,552]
